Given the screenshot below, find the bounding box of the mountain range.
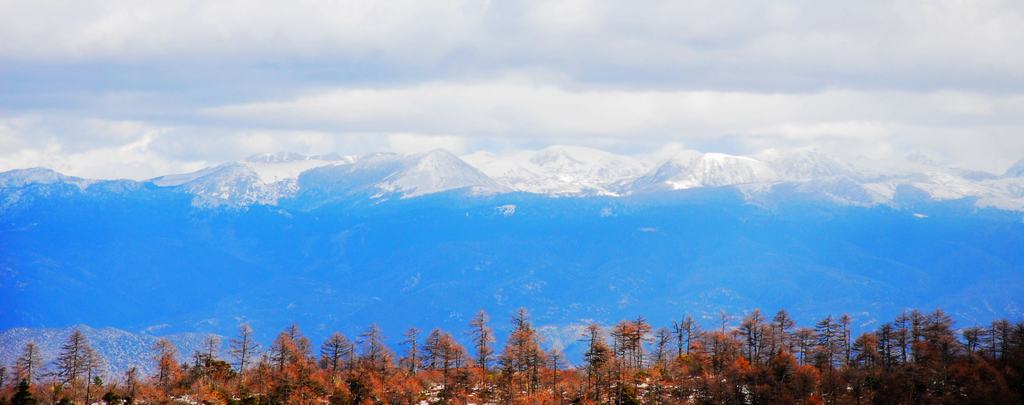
[6,146,1022,211]
[2,146,1023,374]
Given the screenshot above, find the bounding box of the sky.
[1,0,1023,179]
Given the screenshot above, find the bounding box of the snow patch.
[495,204,517,216]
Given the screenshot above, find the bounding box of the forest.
[1,308,1023,405]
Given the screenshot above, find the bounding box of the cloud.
[0,120,209,180]
[0,115,481,179]
[1,1,1022,90]
[203,79,1024,171]
[1,1,1023,177]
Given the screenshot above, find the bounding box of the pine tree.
[400,327,420,374]
[839,314,853,365]
[229,323,259,381]
[815,315,839,368]
[469,310,495,379]
[15,341,43,385]
[204,334,221,362]
[124,366,139,401]
[321,331,352,384]
[852,333,880,367]
[82,346,105,405]
[358,323,393,385]
[500,308,546,394]
[581,323,609,402]
[673,314,701,357]
[652,327,672,374]
[738,309,766,364]
[53,329,90,392]
[772,310,795,356]
[11,379,37,405]
[962,326,987,355]
[153,338,180,393]
[547,348,568,402]
[794,328,815,365]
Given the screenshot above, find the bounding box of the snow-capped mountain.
[461,145,651,196]
[756,148,854,181]
[0,168,104,212]
[150,152,354,207]
[296,149,504,205]
[631,152,777,191]
[2,147,1023,211]
[0,167,94,189]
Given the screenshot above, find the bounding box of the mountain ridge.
[3,147,1023,211]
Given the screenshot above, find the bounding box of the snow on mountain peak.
[150,153,353,206]
[756,148,852,181]
[5,147,1024,211]
[0,167,83,188]
[632,152,776,191]
[462,145,651,196]
[380,149,504,198]
[296,149,504,204]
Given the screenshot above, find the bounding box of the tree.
[815,315,841,402]
[547,348,568,402]
[11,379,37,405]
[581,323,610,402]
[738,309,767,364]
[815,315,839,368]
[15,341,43,385]
[469,310,495,379]
[400,327,420,374]
[82,346,105,405]
[153,338,180,393]
[673,314,702,357]
[852,333,881,367]
[357,322,394,397]
[962,326,987,355]
[203,334,221,362]
[54,329,90,388]
[229,323,259,381]
[838,314,853,365]
[269,331,297,372]
[794,328,815,365]
[359,324,391,371]
[772,310,796,356]
[422,329,444,370]
[124,366,139,402]
[652,327,673,376]
[266,324,321,404]
[321,331,352,384]
[422,329,467,400]
[500,308,547,395]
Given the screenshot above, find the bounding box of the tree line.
[1,308,1023,404]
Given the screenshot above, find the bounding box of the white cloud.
[2,1,1023,177]
[0,0,490,61]
[0,124,209,180]
[203,80,1024,172]
[1,1,1022,88]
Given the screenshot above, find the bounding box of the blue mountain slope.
[3,183,1023,350]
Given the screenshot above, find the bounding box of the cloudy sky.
[1,0,1023,179]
